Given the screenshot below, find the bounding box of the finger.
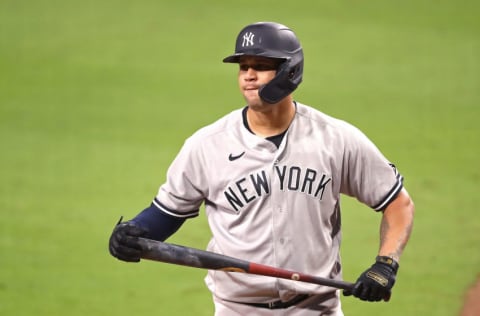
[113,250,141,262]
[383,290,392,302]
[114,233,144,250]
[368,286,382,302]
[351,281,363,297]
[110,242,142,261]
[359,285,371,301]
[343,289,352,296]
[124,224,148,237]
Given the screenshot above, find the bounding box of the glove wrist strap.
[376,256,400,272]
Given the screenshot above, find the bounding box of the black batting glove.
[109,216,148,262]
[343,256,399,302]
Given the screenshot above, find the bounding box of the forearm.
[378,188,415,262]
[132,204,186,241]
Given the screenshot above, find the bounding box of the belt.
[239,294,312,309]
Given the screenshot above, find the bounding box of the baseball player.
[109,22,415,315]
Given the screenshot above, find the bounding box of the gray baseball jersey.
[153,102,403,303]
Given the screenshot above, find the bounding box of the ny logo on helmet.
[242,32,255,47]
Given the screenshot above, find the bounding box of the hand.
[109,217,148,262]
[343,256,399,302]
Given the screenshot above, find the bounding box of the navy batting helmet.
[223,22,304,104]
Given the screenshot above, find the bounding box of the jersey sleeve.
[340,123,403,211]
[153,136,208,218]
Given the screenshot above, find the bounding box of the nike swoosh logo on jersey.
[228,151,245,161]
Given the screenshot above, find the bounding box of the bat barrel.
[138,238,250,271]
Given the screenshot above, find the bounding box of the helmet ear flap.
[288,63,302,80]
[259,60,303,104]
[288,70,295,79]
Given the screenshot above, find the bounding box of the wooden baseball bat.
[137,237,354,291]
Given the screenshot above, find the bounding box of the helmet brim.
[222,53,243,63]
[223,52,288,64]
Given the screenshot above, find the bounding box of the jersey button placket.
[271,151,295,295]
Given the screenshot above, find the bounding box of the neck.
[246,98,295,138]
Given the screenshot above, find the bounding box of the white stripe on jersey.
[152,197,199,218]
[373,172,404,211]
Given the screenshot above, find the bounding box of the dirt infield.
[460,277,480,316]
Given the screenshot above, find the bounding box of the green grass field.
[1,0,479,315]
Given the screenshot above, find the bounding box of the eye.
[239,64,277,71]
[253,64,277,71]
[239,64,249,71]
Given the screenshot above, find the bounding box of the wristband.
[376,256,399,272]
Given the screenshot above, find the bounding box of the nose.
[244,67,257,81]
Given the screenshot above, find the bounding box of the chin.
[248,101,273,112]
[244,96,261,106]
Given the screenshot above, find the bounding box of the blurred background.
[1,0,479,315]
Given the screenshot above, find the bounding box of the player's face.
[238,56,279,108]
